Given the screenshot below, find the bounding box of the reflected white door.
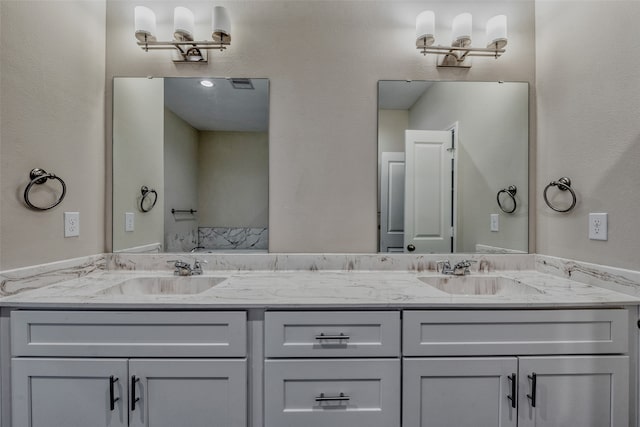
[380,152,405,252]
[404,130,454,253]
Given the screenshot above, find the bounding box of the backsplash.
[0,254,107,296]
[535,255,640,298]
[198,227,268,250]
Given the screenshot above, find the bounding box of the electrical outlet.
[589,213,608,241]
[64,212,80,237]
[125,212,135,232]
[490,214,499,232]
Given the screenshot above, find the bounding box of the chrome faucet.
[437,259,477,276]
[167,259,207,276]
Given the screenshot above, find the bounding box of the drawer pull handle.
[527,372,537,408]
[315,333,350,341]
[131,376,140,411]
[315,392,350,402]
[507,373,516,409]
[109,376,119,411]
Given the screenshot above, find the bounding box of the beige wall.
[0,1,106,270]
[112,78,164,251]
[198,131,269,228]
[106,0,536,253]
[535,1,640,270]
[164,107,199,252]
[409,82,529,253]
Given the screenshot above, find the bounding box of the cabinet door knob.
[407,244,416,252]
[109,376,119,411]
[131,376,140,411]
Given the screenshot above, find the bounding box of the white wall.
[112,78,164,251]
[106,0,536,254]
[408,82,529,253]
[198,131,269,228]
[164,107,199,252]
[535,1,640,270]
[0,1,106,270]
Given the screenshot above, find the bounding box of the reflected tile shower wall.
[199,227,268,250]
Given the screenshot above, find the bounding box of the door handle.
[507,373,516,408]
[109,376,119,411]
[131,375,140,411]
[526,372,537,408]
[315,332,350,341]
[315,392,350,402]
[407,244,416,252]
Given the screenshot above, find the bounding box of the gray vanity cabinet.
[263,311,402,427]
[402,309,630,427]
[12,358,129,427]
[129,359,246,427]
[9,310,248,427]
[517,355,629,427]
[12,358,247,427]
[403,357,518,427]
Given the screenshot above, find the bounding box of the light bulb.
[212,6,231,43]
[134,6,156,42]
[452,13,472,47]
[174,7,195,41]
[416,11,435,47]
[486,15,508,49]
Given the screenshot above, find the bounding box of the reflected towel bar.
[171,208,197,214]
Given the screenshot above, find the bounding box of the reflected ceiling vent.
[229,78,254,90]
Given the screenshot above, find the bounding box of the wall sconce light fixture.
[134,5,231,63]
[416,11,507,68]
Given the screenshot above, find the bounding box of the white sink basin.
[418,276,543,296]
[99,276,228,296]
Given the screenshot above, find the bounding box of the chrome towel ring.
[543,177,577,213]
[139,186,158,213]
[23,168,66,211]
[497,185,517,214]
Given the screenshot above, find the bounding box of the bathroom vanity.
[1,254,638,427]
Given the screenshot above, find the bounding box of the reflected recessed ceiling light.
[200,80,215,88]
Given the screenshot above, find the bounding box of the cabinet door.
[518,356,629,427]
[403,357,518,427]
[129,359,246,427]
[12,358,128,427]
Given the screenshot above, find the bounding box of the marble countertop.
[2,269,639,309]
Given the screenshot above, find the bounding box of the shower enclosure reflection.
[113,77,269,253]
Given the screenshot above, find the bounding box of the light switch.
[490,214,499,232]
[125,212,135,232]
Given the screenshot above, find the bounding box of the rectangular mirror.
[378,80,528,254]
[113,77,269,253]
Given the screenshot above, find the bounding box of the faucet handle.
[192,259,207,275]
[436,260,451,273]
[167,259,189,267]
[455,259,477,274]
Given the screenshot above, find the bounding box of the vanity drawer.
[264,311,400,358]
[11,310,246,357]
[264,358,400,427]
[403,309,628,356]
